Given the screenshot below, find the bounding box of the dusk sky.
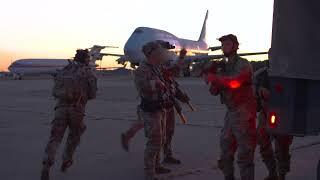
[0,0,273,71]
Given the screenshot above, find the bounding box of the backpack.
[52,62,89,102]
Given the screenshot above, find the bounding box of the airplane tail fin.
[88,45,119,63]
[198,10,208,42]
[89,45,106,63]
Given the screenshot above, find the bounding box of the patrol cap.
[218,34,239,45]
[142,41,163,58]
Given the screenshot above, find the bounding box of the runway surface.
[0,76,319,180]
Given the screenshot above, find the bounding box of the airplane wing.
[208,46,222,51]
[100,53,124,57]
[98,50,267,68]
[237,52,268,57]
[99,53,128,65]
[183,52,268,63]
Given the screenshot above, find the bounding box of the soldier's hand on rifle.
[207,73,241,89]
[155,79,166,90]
[178,93,190,103]
[182,93,190,102]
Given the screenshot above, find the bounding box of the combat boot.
[60,160,73,173]
[278,174,286,180]
[121,133,129,152]
[155,166,171,174]
[144,173,159,180]
[145,177,158,180]
[264,174,278,180]
[224,175,235,180]
[260,156,278,180]
[40,164,51,180]
[163,156,181,164]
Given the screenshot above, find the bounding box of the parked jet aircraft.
[8,45,114,79]
[101,10,267,71]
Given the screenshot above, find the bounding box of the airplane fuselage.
[123,27,209,65]
[8,59,69,76]
[7,45,105,79]
[8,58,97,79]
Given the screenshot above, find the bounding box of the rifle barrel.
[178,113,187,124]
[187,102,196,111]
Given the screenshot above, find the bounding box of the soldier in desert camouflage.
[205,34,257,180]
[41,49,97,180]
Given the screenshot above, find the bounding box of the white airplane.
[8,45,114,80]
[101,10,267,69]
[9,10,266,79]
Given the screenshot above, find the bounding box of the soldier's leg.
[274,135,293,179]
[61,108,86,171]
[154,151,170,174]
[41,108,68,180]
[155,111,171,174]
[121,121,144,151]
[234,117,257,180]
[256,112,277,179]
[219,112,237,180]
[122,106,145,151]
[42,108,68,166]
[124,121,144,140]
[163,107,180,162]
[143,111,165,180]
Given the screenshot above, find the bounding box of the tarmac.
[0,76,319,180]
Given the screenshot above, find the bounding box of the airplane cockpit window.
[133,29,143,34]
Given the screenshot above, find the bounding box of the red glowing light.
[229,80,241,89]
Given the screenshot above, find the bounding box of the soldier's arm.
[52,74,63,99]
[208,59,253,89]
[173,48,187,69]
[87,69,98,100]
[163,58,184,77]
[163,48,187,76]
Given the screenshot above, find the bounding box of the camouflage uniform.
[271,134,292,179]
[255,68,293,179]
[122,105,144,142]
[122,61,186,162]
[42,62,97,168]
[213,55,257,180]
[135,61,170,180]
[163,106,175,158]
[161,63,181,160]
